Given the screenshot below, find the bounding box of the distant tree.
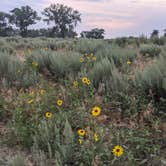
[151,29,159,38]
[164,29,166,37]
[0,11,13,36]
[80,28,105,39]
[10,6,40,37]
[42,3,81,38]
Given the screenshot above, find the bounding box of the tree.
[0,11,12,36]
[10,6,40,37]
[42,3,81,38]
[80,28,105,39]
[151,29,159,38]
[164,29,166,37]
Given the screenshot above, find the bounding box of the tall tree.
[10,6,40,37]
[42,4,81,38]
[81,28,105,39]
[164,29,166,37]
[0,11,12,36]
[151,29,159,38]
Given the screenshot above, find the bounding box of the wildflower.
[17,70,21,74]
[27,99,33,104]
[56,99,63,106]
[82,77,88,84]
[91,106,101,117]
[94,133,99,142]
[86,79,91,85]
[90,53,94,57]
[77,129,86,136]
[78,139,83,145]
[73,81,78,87]
[92,56,97,61]
[29,90,35,96]
[45,112,53,118]
[28,49,32,55]
[80,57,84,63]
[112,145,124,157]
[40,89,46,95]
[32,61,38,67]
[127,60,132,65]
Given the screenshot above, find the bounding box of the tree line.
[0,4,105,38]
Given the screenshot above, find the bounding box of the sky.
[0,0,166,38]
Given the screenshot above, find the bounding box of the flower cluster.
[79,53,97,63]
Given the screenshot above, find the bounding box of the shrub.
[140,44,161,57]
[28,51,81,79]
[0,51,39,88]
[89,57,127,92]
[33,118,75,165]
[96,45,137,67]
[75,39,106,54]
[135,54,166,100]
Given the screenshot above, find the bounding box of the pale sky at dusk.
[0,0,166,38]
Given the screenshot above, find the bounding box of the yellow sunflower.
[32,61,38,67]
[78,139,83,145]
[86,79,91,85]
[90,53,94,57]
[73,81,78,87]
[127,60,132,65]
[40,89,46,95]
[82,77,88,84]
[77,129,86,136]
[79,57,84,63]
[91,106,101,117]
[92,56,97,61]
[56,99,63,106]
[94,133,99,142]
[29,90,35,96]
[112,145,124,157]
[27,99,33,104]
[45,112,53,118]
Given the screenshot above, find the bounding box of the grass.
[0,37,166,166]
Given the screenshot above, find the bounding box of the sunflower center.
[94,109,98,113]
[116,149,120,152]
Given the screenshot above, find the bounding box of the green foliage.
[33,118,75,165]
[8,155,26,166]
[89,57,128,94]
[0,11,13,37]
[81,28,105,39]
[0,51,39,88]
[42,3,81,38]
[28,50,81,79]
[75,39,106,54]
[10,6,40,37]
[140,44,161,57]
[95,44,137,67]
[136,54,166,100]
[151,36,166,45]
[0,37,165,166]
[151,29,159,38]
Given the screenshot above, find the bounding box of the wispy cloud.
[0,0,166,38]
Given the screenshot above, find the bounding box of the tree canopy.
[81,28,105,39]
[10,6,40,37]
[0,12,12,36]
[42,4,81,38]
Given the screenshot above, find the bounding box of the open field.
[0,37,166,166]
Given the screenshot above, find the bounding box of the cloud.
[0,0,166,38]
